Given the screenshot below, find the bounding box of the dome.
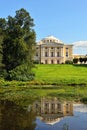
[39,35,63,44]
[43,35,58,40]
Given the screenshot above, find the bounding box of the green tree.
[79,57,83,64]
[0,18,6,76]
[0,8,36,81]
[83,57,87,64]
[73,58,78,64]
[65,60,73,64]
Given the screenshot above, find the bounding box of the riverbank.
[0,64,87,106]
[0,84,87,106]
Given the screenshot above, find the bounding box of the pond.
[0,97,87,130]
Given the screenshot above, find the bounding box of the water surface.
[0,97,87,130]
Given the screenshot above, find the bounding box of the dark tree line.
[0,8,36,81]
[73,57,87,64]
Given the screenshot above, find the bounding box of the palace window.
[45,52,48,57]
[57,52,60,57]
[51,103,55,109]
[51,52,54,57]
[57,60,59,64]
[45,47,47,49]
[47,40,49,42]
[51,60,54,64]
[66,52,68,57]
[45,103,49,109]
[51,47,53,49]
[45,60,48,64]
[57,104,61,110]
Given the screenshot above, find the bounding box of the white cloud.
[72,41,87,54]
[73,41,87,47]
[74,104,87,113]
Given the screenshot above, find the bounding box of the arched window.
[51,60,54,64]
[45,60,48,64]
[57,60,59,64]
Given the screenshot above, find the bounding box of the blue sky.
[0,0,87,54]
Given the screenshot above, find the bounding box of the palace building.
[34,36,73,64]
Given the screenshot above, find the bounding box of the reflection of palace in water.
[32,97,73,125]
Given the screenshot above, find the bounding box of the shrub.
[33,60,39,64]
[65,60,73,64]
[6,64,35,81]
[73,58,78,64]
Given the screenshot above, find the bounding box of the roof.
[38,35,63,45]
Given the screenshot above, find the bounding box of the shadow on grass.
[73,64,87,67]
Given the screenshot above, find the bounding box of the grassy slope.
[33,64,87,85]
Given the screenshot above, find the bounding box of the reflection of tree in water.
[0,100,36,130]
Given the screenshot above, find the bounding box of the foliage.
[0,18,6,74]
[65,60,73,64]
[33,60,39,64]
[0,8,36,81]
[79,57,83,63]
[7,64,35,81]
[79,57,87,64]
[73,58,79,64]
[73,57,87,64]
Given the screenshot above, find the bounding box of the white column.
[49,102,51,114]
[54,47,56,57]
[48,48,50,57]
[61,47,63,57]
[42,47,44,57]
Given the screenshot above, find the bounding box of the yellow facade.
[34,36,73,64]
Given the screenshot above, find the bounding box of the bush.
[65,60,73,64]
[6,64,35,81]
[73,58,78,64]
[33,60,39,64]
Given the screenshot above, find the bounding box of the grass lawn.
[33,64,87,85]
